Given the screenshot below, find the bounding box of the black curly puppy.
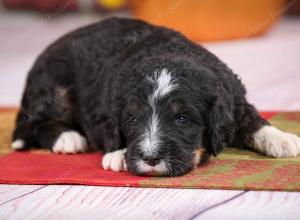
[12,18,300,176]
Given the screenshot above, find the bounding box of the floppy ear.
[207,93,235,156]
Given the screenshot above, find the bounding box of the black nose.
[141,154,161,166]
[143,157,160,166]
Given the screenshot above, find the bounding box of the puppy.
[11,18,300,176]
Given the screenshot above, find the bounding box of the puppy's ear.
[207,93,234,156]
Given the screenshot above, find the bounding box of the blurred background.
[0,0,299,110]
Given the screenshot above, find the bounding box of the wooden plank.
[196,191,300,220]
[0,185,243,219]
[0,184,46,205]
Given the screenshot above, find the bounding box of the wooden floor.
[0,11,300,220]
[1,185,300,220]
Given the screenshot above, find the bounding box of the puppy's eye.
[174,115,189,125]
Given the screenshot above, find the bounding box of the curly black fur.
[12,17,268,176]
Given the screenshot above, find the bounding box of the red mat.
[0,152,150,186]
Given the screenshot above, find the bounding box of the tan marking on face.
[171,103,180,113]
[193,148,205,167]
[169,101,183,114]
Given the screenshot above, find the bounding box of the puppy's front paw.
[52,131,88,154]
[253,126,300,158]
[102,149,127,172]
[11,139,25,150]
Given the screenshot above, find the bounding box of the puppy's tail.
[11,110,35,150]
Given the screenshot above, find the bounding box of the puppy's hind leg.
[232,104,300,158]
[12,85,88,154]
[33,121,88,154]
[251,125,300,158]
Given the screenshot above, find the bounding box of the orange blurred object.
[130,0,286,42]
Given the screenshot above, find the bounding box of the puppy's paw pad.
[254,126,300,158]
[11,139,25,150]
[102,149,127,172]
[52,131,88,154]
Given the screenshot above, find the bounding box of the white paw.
[52,131,88,154]
[11,139,25,150]
[102,149,127,172]
[253,126,300,158]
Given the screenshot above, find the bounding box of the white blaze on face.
[139,68,177,158]
[150,68,177,102]
[139,113,160,156]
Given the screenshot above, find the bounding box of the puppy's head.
[118,68,233,176]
